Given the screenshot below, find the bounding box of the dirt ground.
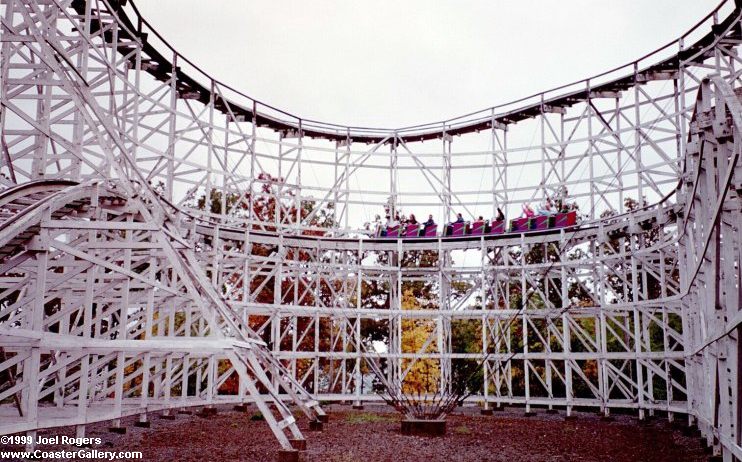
[1,404,710,462]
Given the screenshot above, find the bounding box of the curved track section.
[3,0,740,233]
[0,181,324,450]
[0,1,740,460]
[109,0,737,143]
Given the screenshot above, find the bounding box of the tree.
[186,174,338,394]
[400,289,440,395]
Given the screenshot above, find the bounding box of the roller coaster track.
[0,180,325,450]
[0,181,93,255]
[83,0,742,143]
[0,0,740,460]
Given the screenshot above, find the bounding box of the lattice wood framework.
[0,0,739,459]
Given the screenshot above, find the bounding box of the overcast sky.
[134,1,717,129]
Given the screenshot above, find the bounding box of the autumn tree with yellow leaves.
[400,288,441,395]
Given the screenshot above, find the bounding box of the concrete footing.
[134,421,151,428]
[523,411,536,417]
[309,420,323,432]
[545,409,559,414]
[277,449,300,462]
[197,407,218,418]
[160,414,176,420]
[400,419,446,437]
[177,409,192,415]
[352,405,364,410]
[289,439,307,450]
[317,414,329,423]
[233,404,248,412]
[108,426,126,434]
[564,415,578,421]
[480,409,493,416]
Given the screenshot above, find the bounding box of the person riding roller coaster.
[444,213,467,236]
[522,203,535,218]
[471,216,487,234]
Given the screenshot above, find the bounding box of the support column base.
[134,421,151,428]
[309,420,323,432]
[108,427,126,434]
[197,407,218,418]
[277,449,300,462]
[289,439,307,450]
[400,419,446,437]
[480,409,493,416]
[317,414,329,423]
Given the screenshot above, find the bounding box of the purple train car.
[404,224,420,237]
[422,224,438,237]
[470,221,487,235]
[448,222,467,237]
[554,211,578,227]
[489,219,506,234]
[385,224,401,237]
[510,217,530,232]
[376,211,578,239]
[530,215,551,230]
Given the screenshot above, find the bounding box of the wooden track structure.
[0,0,740,460]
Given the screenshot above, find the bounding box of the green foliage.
[450,320,484,396]
[345,412,395,424]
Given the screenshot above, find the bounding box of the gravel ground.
[1,405,709,461]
